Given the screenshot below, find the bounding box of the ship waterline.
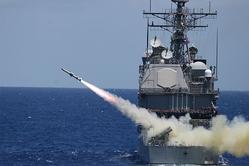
[139,143,220,165]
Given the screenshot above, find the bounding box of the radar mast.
[143,0,217,64]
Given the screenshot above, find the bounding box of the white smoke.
[80,79,249,157]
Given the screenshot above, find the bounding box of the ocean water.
[0,87,248,166]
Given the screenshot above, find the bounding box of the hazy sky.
[0,0,248,90]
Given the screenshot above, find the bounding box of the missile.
[153,127,173,139]
[61,68,82,81]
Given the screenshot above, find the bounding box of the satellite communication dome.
[190,61,207,70]
[160,59,165,64]
[205,69,212,78]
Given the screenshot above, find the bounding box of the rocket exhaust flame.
[61,68,249,157]
[80,80,117,104]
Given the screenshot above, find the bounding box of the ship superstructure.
[138,0,220,164]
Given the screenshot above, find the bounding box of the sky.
[0,0,248,90]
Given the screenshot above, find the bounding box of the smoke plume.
[80,79,249,157]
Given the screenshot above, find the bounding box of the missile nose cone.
[61,68,68,73]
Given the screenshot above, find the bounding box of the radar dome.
[190,61,207,70]
[160,59,165,64]
[150,37,161,48]
[205,69,212,78]
[161,50,173,59]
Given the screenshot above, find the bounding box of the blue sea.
[0,87,249,166]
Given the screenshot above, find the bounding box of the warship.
[137,0,220,164]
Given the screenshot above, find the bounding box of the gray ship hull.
[137,0,220,164]
[138,141,220,165]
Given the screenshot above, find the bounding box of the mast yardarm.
[143,0,217,64]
